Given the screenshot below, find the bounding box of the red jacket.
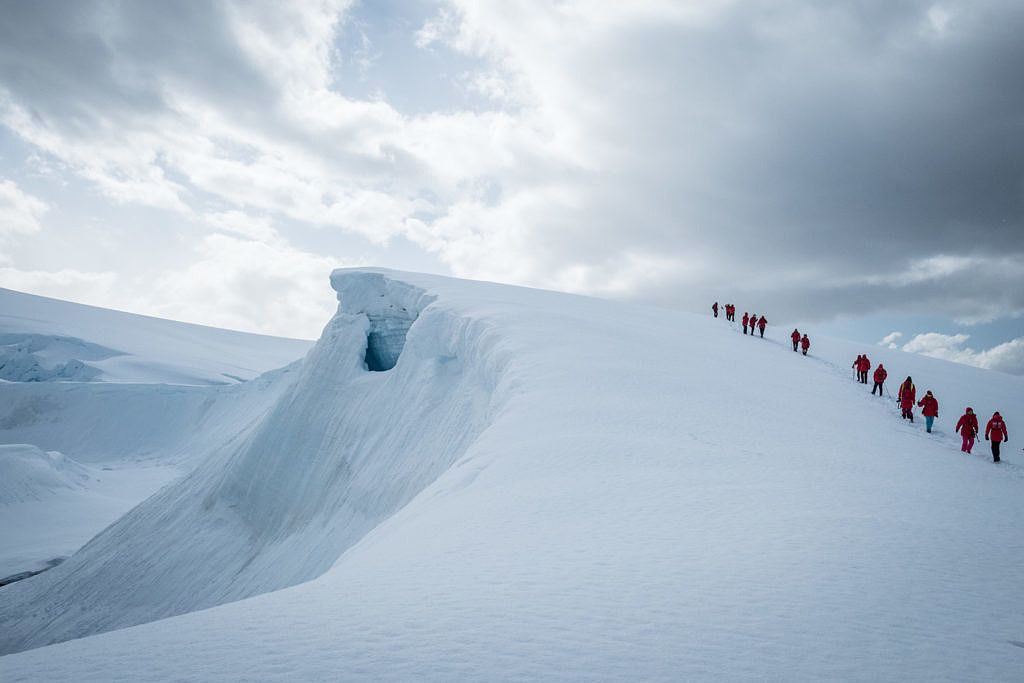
[917,394,938,417]
[758,317,767,330]
[852,356,863,370]
[986,414,1008,442]
[712,303,718,313]
[742,314,749,326]
[800,335,810,350]
[873,367,887,383]
[750,315,758,328]
[956,412,978,437]
[898,382,916,409]
[860,356,871,372]
[791,330,801,343]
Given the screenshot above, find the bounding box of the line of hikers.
[854,354,1010,463]
[712,303,773,341]
[712,301,1009,465]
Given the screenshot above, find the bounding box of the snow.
[1,269,1022,680]
[0,444,90,504]
[0,287,312,385]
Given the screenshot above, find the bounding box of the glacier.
[0,269,1022,681]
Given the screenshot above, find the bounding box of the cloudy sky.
[1,1,1022,372]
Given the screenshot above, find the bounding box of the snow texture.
[0,269,1022,681]
[0,444,90,504]
[0,287,311,385]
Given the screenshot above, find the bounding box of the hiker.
[749,315,758,337]
[859,355,871,384]
[712,302,719,318]
[898,377,916,421]
[955,407,979,454]
[729,304,735,322]
[871,364,887,396]
[742,312,749,334]
[791,329,801,352]
[917,391,939,433]
[800,334,810,355]
[757,315,767,338]
[985,412,1009,463]
[852,355,863,381]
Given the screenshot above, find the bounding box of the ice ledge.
[329,270,437,371]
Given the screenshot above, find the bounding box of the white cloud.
[148,233,359,338]
[898,332,1024,375]
[0,266,117,302]
[0,179,48,240]
[879,331,903,349]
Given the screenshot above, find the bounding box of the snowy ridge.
[0,445,91,505]
[0,269,1022,680]
[0,270,513,654]
[0,287,311,385]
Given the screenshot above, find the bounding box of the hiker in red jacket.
[791,329,801,352]
[749,315,758,337]
[955,407,979,454]
[985,412,1009,463]
[852,355,863,381]
[730,304,736,321]
[871,364,887,396]
[917,390,939,433]
[800,334,810,355]
[898,376,916,421]
[859,355,871,384]
[742,312,749,334]
[712,301,719,318]
[757,315,767,338]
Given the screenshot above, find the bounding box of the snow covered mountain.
[0,287,312,385]
[1,269,1022,681]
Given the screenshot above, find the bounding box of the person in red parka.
[871,364,887,396]
[712,301,719,318]
[898,376,916,421]
[852,355,863,381]
[800,334,810,355]
[985,411,1009,463]
[791,329,801,352]
[749,315,758,338]
[917,390,939,433]
[859,355,871,384]
[757,315,767,338]
[955,407,979,454]
[742,312,749,334]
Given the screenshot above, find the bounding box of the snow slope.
[0,289,311,581]
[0,287,312,385]
[1,269,1022,681]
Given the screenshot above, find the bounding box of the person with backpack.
[852,355,863,381]
[742,312,749,334]
[985,412,1009,463]
[871,364,887,396]
[791,329,801,352]
[898,377,916,421]
[800,334,810,355]
[757,315,767,338]
[917,391,939,433]
[712,302,719,318]
[955,407,979,454]
[749,315,759,337]
[859,355,871,384]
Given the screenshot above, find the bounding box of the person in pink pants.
[955,407,979,454]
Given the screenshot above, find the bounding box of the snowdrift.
[0,271,510,654]
[1,269,1022,680]
[0,445,91,504]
